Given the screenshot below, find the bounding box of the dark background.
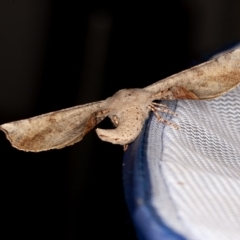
[0,1,239,239]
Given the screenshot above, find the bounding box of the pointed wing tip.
[0,123,34,152]
[0,122,14,133]
[0,123,15,146]
[0,122,84,152]
[0,123,51,152]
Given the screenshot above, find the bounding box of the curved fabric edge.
[123,105,186,240]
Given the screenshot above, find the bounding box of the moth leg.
[108,115,120,127]
[151,102,178,116]
[112,115,119,127]
[123,144,128,151]
[148,104,179,129]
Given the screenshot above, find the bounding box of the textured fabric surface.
[124,47,240,240]
[150,85,240,240]
[123,101,186,240]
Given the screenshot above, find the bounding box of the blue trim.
[123,115,186,240]
[123,42,240,239]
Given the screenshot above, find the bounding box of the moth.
[1,49,240,152]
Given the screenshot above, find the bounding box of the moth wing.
[0,101,108,152]
[145,48,240,99]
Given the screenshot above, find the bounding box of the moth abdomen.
[96,105,148,145]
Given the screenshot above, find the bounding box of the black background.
[0,1,239,239]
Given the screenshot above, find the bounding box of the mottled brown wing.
[0,101,108,152]
[145,48,240,99]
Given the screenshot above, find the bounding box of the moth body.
[96,89,153,145]
[0,48,239,151]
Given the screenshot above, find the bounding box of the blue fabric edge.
[123,113,186,240]
[122,42,240,240]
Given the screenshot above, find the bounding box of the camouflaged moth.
[1,49,240,152]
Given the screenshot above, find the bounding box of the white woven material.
[147,83,240,240]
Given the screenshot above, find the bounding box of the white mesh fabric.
[147,84,240,240]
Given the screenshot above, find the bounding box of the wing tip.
[0,123,84,152]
